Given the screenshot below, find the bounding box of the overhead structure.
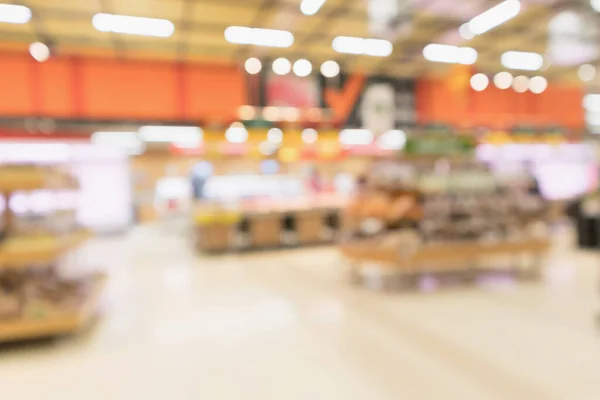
[0,0,592,79]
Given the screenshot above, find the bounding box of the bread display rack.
[339,160,552,290]
[0,166,105,342]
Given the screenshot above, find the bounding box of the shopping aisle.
[1,226,599,400]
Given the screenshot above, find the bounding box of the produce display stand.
[0,166,105,343]
[340,238,550,289]
[340,154,553,290]
[0,231,90,267]
[194,198,344,253]
[0,275,105,342]
[0,166,79,192]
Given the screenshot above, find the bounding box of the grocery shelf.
[0,167,78,192]
[0,274,106,342]
[0,231,90,268]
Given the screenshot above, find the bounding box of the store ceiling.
[0,0,598,81]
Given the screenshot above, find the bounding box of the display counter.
[193,195,347,252]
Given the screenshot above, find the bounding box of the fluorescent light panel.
[92,13,174,37]
[225,26,294,48]
[91,132,144,155]
[301,0,326,15]
[0,4,31,24]
[378,130,406,150]
[423,44,477,64]
[468,0,521,35]
[584,94,600,112]
[138,126,202,145]
[332,36,393,57]
[501,51,544,71]
[586,112,600,126]
[339,129,374,146]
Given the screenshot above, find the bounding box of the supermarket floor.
[1,226,600,400]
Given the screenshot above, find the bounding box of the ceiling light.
[586,113,600,126]
[339,129,374,146]
[321,60,340,77]
[0,4,31,24]
[267,128,283,144]
[224,26,294,48]
[423,44,477,65]
[302,128,318,144]
[579,64,596,82]
[512,75,529,93]
[333,36,364,55]
[92,132,144,155]
[238,105,256,120]
[592,0,600,12]
[92,13,174,37]
[584,94,600,111]
[263,106,280,121]
[457,47,478,64]
[225,122,248,143]
[293,59,312,77]
[364,39,393,57]
[306,107,323,122]
[529,76,547,94]
[493,71,513,89]
[470,73,489,91]
[501,51,544,71]
[378,130,406,150]
[272,58,291,75]
[138,126,202,146]
[29,42,50,62]
[468,0,521,35]
[245,58,262,75]
[459,23,474,40]
[332,36,393,57]
[300,0,326,15]
[282,107,300,122]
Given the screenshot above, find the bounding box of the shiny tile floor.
[1,226,600,399]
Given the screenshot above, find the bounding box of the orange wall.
[0,51,585,130]
[416,78,585,129]
[0,52,247,122]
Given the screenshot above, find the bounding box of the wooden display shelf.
[0,274,106,342]
[0,231,90,268]
[194,206,342,252]
[340,238,551,270]
[0,167,78,192]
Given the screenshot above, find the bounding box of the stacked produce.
[0,165,104,342]
[0,269,97,321]
[343,161,549,248]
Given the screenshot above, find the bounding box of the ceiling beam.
[97,0,125,58]
[19,1,53,49]
[235,0,280,60]
[177,0,195,60]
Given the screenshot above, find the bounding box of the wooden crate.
[249,214,282,248]
[340,238,551,272]
[296,211,325,245]
[195,225,232,252]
